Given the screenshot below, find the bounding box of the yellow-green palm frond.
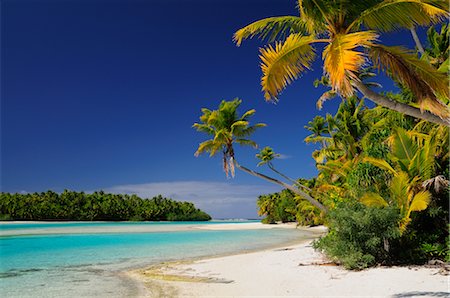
[390,171,410,208]
[408,190,431,214]
[240,109,256,121]
[362,157,397,175]
[236,123,267,137]
[304,135,332,144]
[231,120,250,134]
[235,138,258,149]
[386,128,418,170]
[192,123,214,135]
[234,16,311,46]
[260,34,316,101]
[316,183,347,197]
[312,149,327,163]
[199,108,212,123]
[369,45,450,118]
[361,192,389,207]
[348,0,449,32]
[194,140,222,157]
[323,31,378,98]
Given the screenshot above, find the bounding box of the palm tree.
[234,0,449,126]
[304,116,330,146]
[256,146,312,191]
[193,98,266,178]
[194,98,327,211]
[361,127,439,231]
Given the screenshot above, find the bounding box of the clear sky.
[2,0,422,218]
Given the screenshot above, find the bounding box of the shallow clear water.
[0,221,314,297]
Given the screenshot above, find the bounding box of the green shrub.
[314,203,401,269]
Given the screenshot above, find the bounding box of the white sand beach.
[132,225,449,298]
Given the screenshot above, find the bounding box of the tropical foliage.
[192,0,450,267]
[0,191,211,221]
[234,0,450,125]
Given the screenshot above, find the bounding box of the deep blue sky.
[2,0,423,218]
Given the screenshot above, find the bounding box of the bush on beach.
[313,203,401,269]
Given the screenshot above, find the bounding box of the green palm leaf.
[369,44,450,118]
[388,128,418,171]
[349,0,449,32]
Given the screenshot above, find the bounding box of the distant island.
[0,190,211,221]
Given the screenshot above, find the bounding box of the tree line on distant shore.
[0,190,211,221]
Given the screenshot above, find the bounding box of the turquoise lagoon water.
[0,221,315,297]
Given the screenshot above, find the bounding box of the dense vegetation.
[194,6,449,268]
[0,190,211,221]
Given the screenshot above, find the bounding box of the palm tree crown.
[193,98,266,177]
[234,0,449,124]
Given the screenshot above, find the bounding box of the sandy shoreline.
[130,225,449,298]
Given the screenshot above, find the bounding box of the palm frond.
[363,157,397,174]
[192,123,214,135]
[234,16,311,46]
[387,128,418,170]
[240,109,256,120]
[361,192,389,207]
[323,31,378,97]
[348,0,449,32]
[369,44,450,118]
[237,123,267,137]
[316,90,337,110]
[231,120,250,134]
[194,140,221,157]
[390,171,410,208]
[409,190,431,213]
[304,135,332,144]
[235,138,258,148]
[260,34,316,101]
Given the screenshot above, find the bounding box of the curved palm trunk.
[353,80,450,127]
[233,159,327,212]
[267,163,312,192]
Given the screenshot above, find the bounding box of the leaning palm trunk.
[353,81,450,126]
[267,163,312,192]
[232,158,327,212]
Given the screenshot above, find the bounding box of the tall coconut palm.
[234,0,450,126]
[193,99,265,178]
[193,98,327,211]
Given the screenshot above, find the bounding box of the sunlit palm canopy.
[234,0,449,119]
[193,98,266,177]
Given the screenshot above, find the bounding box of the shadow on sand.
[392,291,449,297]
